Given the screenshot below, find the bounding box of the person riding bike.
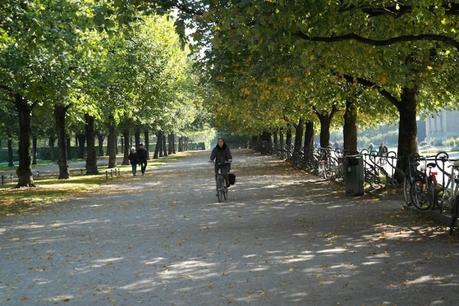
[210,138,232,188]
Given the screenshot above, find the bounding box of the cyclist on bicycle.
[210,138,232,187]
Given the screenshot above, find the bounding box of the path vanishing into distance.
[1,150,459,305]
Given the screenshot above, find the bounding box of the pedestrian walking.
[137,143,148,176]
[128,147,138,176]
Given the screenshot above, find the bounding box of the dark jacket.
[137,147,148,162]
[128,151,138,164]
[210,144,232,165]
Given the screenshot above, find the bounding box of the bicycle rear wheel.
[412,177,431,210]
[449,196,459,235]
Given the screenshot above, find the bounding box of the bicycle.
[213,161,231,202]
[435,152,459,234]
[411,159,438,211]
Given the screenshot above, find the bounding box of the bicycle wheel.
[412,176,431,210]
[216,175,224,202]
[449,196,459,235]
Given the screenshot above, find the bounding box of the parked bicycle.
[435,152,459,234]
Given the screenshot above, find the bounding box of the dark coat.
[137,147,148,162]
[128,151,138,164]
[210,144,232,165]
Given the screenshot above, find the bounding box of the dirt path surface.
[1,150,459,306]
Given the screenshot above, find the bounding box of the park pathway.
[1,150,459,305]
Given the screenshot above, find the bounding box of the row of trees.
[183,0,459,178]
[0,1,206,187]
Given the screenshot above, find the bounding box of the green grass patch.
[0,152,192,215]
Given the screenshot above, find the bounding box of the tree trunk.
[77,133,86,159]
[293,118,304,158]
[343,99,358,155]
[178,136,183,152]
[144,130,150,160]
[96,132,105,156]
[154,131,162,159]
[171,134,176,154]
[48,136,56,161]
[167,134,173,154]
[7,131,14,167]
[84,114,98,175]
[107,122,117,168]
[260,132,272,155]
[32,135,37,165]
[134,127,141,149]
[54,104,69,179]
[286,124,292,156]
[396,87,418,179]
[14,94,34,187]
[120,135,124,155]
[162,134,168,157]
[304,121,315,162]
[122,129,130,165]
[273,130,279,152]
[317,110,336,148]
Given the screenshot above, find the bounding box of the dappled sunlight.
[3,151,459,305]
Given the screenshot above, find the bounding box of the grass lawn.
[0,152,191,215]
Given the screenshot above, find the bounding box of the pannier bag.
[228,173,236,185]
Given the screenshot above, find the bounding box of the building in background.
[425,110,459,144]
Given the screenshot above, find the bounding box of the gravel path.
[1,150,459,305]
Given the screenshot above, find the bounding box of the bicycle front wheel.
[412,178,431,210]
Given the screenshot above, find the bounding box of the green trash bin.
[344,154,364,196]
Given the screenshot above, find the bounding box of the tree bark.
[162,134,168,157]
[14,94,34,187]
[273,130,279,152]
[171,133,176,154]
[293,118,304,158]
[178,136,183,152]
[154,131,162,159]
[286,124,292,156]
[343,99,358,155]
[84,114,98,175]
[54,104,69,179]
[77,133,86,159]
[167,134,173,154]
[316,107,337,148]
[96,132,105,156]
[144,130,150,160]
[396,87,418,178]
[304,121,315,162]
[32,135,37,165]
[7,131,14,167]
[122,129,130,165]
[107,122,117,168]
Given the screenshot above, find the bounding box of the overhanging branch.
[339,2,459,18]
[295,31,459,50]
[339,73,401,108]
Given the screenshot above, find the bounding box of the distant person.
[368,143,375,154]
[210,138,232,188]
[128,147,138,176]
[378,142,388,157]
[137,143,148,176]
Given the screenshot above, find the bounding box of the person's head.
[130,147,136,153]
[218,138,225,148]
